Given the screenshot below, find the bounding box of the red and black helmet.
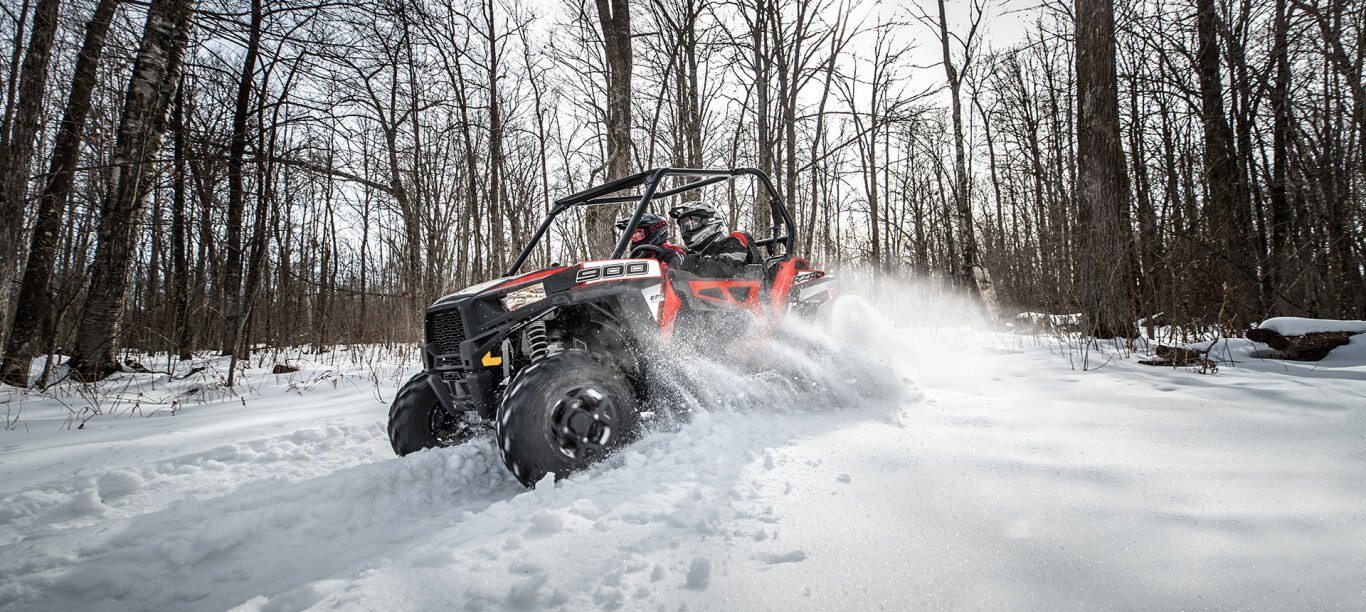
[615,213,671,248]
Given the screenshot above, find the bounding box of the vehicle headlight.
[500,283,546,311]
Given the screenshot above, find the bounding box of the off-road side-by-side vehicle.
[388,168,835,486]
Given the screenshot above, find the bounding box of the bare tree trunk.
[1266,0,1293,315]
[171,79,190,360]
[1299,0,1365,317]
[485,0,506,272]
[1,0,33,136]
[1195,0,1256,324]
[804,27,841,256]
[229,116,276,385]
[453,55,481,283]
[974,96,1005,254]
[0,0,62,353]
[519,22,552,267]
[1075,0,1135,338]
[857,38,881,266]
[750,2,771,231]
[936,0,998,319]
[189,143,216,351]
[315,163,338,349]
[69,0,196,378]
[1124,64,1161,315]
[592,0,632,255]
[683,6,702,170]
[221,0,262,355]
[1,0,121,384]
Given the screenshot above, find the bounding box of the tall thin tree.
[591,0,633,255]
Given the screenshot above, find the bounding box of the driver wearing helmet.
[615,213,686,266]
[668,204,750,278]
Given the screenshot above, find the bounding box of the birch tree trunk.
[935,0,999,319]
[1,0,121,385]
[0,0,62,353]
[69,0,196,379]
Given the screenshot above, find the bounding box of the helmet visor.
[678,216,705,232]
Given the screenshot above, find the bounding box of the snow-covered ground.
[2,290,1364,611]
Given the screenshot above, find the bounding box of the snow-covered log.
[1245,317,1366,361]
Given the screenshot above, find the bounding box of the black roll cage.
[507,168,797,276]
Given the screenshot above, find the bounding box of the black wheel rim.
[547,386,616,459]
[428,404,465,446]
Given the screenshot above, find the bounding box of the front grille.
[427,309,466,354]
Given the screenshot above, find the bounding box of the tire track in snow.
[0,439,523,611]
[0,421,389,546]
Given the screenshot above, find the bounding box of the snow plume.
[832,267,991,329]
[635,266,1005,427]
[651,289,917,422]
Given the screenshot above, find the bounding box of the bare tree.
[1195,0,1257,324]
[220,0,263,356]
[1074,0,1135,338]
[1,0,121,385]
[591,0,633,255]
[69,0,197,378]
[0,0,60,350]
[927,0,999,318]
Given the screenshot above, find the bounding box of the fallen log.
[122,360,153,373]
[1245,328,1358,361]
[1139,345,1217,370]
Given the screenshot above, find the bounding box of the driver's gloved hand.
[661,250,685,268]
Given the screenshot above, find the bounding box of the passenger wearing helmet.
[668,204,750,278]
[615,213,686,266]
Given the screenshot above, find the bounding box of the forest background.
[0,0,1361,381]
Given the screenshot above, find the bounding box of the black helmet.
[615,213,670,248]
[669,204,725,249]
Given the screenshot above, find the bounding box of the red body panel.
[687,279,765,315]
[490,266,567,291]
[659,273,684,343]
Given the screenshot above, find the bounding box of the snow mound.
[1317,334,1366,368]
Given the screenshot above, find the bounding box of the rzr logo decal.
[792,271,824,286]
[576,260,658,284]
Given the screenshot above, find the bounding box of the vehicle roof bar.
[554,170,652,207]
[506,207,560,276]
